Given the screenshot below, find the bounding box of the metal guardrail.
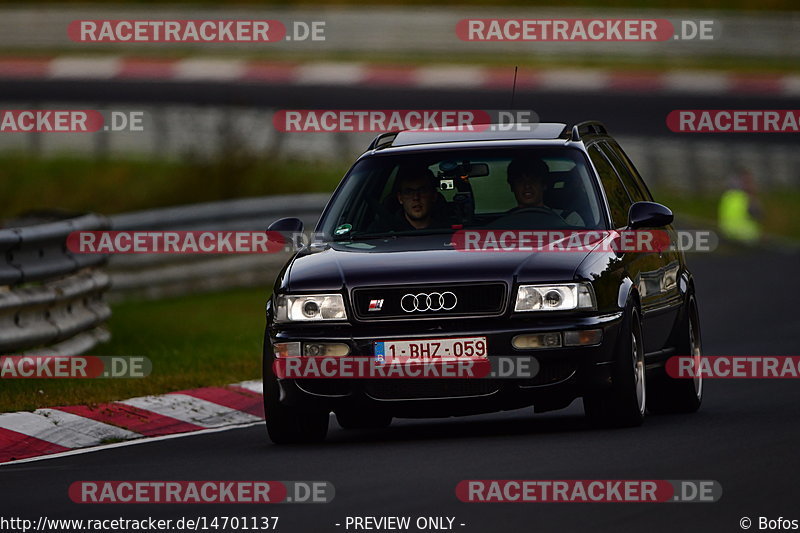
[0,214,111,356]
[0,194,329,357]
[107,194,329,300]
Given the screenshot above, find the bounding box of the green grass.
[0,155,348,219]
[0,287,270,412]
[653,188,800,240]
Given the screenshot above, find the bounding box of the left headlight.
[275,294,348,322]
[514,283,596,312]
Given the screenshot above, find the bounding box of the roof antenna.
[510,66,518,110]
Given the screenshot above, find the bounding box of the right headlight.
[514,283,596,312]
[275,294,348,322]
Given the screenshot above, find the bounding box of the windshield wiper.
[332,232,396,241]
[333,229,455,241]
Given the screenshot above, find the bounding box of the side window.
[588,145,631,228]
[603,141,654,202]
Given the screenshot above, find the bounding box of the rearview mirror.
[467,163,490,177]
[628,202,673,229]
[267,217,304,233]
[438,161,489,178]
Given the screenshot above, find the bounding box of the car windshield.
[319,146,606,240]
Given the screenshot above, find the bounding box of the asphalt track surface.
[1,248,798,533]
[2,79,800,142]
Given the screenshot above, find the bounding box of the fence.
[106,193,328,301]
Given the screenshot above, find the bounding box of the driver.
[507,157,551,210]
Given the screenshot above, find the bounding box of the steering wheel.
[509,207,560,216]
[488,206,570,229]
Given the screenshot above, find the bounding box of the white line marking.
[236,380,263,394]
[663,71,730,93]
[49,57,122,79]
[120,393,262,428]
[173,59,247,81]
[538,69,609,91]
[414,66,487,88]
[295,62,366,85]
[782,75,800,96]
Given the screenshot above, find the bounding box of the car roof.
[393,123,568,146]
[365,121,610,155]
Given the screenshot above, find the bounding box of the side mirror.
[628,202,673,229]
[267,217,304,233]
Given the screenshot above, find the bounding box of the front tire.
[647,293,703,414]
[583,304,646,428]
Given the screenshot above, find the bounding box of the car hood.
[285,235,599,292]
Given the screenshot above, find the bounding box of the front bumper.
[265,312,624,417]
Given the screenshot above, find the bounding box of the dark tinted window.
[603,141,654,201]
[588,145,631,228]
[318,146,607,239]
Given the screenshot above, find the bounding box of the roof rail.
[570,121,608,141]
[366,132,398,151]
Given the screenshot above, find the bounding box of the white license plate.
[374,337,487,362]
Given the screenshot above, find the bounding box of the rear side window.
[600,142,650,203]
[588,145,631,229]
[603,141,654,201]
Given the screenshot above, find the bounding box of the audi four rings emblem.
[401,292,458,312]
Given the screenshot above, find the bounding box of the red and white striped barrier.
[0,56,797,96]
[0,380,264,464]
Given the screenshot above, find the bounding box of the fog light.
[564,329,603,346]
[273,342,301,358]
[512,332,562,349]
[303,342,350,357]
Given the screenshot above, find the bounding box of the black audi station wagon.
[263,122,703,444]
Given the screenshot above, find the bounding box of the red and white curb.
[0,56,798,96]
[0,380,264,464]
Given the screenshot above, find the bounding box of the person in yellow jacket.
[718,168,762,244]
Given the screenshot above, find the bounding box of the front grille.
[364,379,499,400]
[352,283,506,320]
